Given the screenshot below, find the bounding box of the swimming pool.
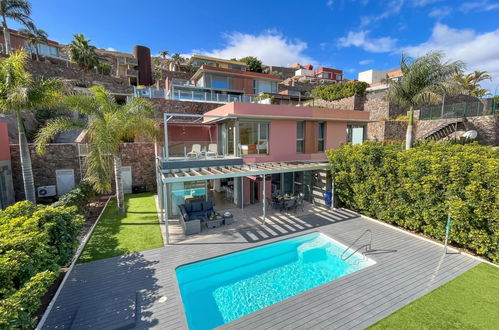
[176,232,375,330]
[172,188,206,197]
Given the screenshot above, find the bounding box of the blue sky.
[13,0,499,91]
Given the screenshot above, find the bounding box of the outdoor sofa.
[178,201,215,235]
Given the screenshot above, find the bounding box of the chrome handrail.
[341,229,372,261]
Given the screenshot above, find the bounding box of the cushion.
[191,202,202,212]
[183,213,190,221]
[202,201,213,211]
[189,211,205,220]
[184,203,192,213]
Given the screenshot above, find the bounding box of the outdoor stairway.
[420,119,465,141]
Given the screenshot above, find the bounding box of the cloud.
[359,59,373,65]
[326,0,334,7]
[429,6,452,19]
[338,30,397,52]
[460,0,499,12]
[401,23,499,91]
[106,47,116,51]
[197,31,316,66]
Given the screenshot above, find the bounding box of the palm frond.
[35,117,85,154]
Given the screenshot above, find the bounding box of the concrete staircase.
[420,119,466,141]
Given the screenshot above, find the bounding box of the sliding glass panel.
[352,127,364,145]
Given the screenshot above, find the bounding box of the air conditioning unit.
[37,185,57,197]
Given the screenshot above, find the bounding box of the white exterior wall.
[358,68,398,84]
[295,69,314,77]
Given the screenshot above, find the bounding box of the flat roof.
[203,102,372,123]
[192,66,281,81]
[187,54,248,67]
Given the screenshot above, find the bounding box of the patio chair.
[284,199,297,213]
[205,143,218,158]
[186,144,201,159]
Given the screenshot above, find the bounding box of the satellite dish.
[462,130,477,139]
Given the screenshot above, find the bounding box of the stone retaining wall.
[367,121,407,142]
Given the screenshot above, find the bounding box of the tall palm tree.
[68,33,99,72]
[0,50,63,203]
[0,0,32,54]
[386,51,464,149]
[159,50,169,59]
[454,70,492,97]
[18,21,47,61]
[170,53,184,71]
[35,86,158,213]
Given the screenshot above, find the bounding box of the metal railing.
[133,86,166,99]
[169,89,254,103]
[419,99,497,120]
[341,229,372,261]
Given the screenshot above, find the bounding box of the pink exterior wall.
[0,122,10,161]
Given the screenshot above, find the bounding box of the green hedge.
[327,142,499,263]
[0,182,92,328]
[311,81,369,102]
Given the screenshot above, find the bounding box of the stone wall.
[10,142,159,201]
[364,89,406,120]
[9,143,81,201]
[367,121,407,141]
[149,99,221,119]
[304,95,363,110]
[26,58,133,94]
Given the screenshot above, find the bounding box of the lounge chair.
[205,143,218,158]
[187,144,201,158]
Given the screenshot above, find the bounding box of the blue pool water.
[176,232,375,330]
[172,188,206,197]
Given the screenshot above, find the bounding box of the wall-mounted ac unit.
[37,185,57,197]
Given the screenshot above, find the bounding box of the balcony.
[133,86,166,98]
[126,69,138,77]
[169,88,254,103]
[118,57,138,66]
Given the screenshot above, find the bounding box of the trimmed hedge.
[0,182,93,328]
[327,142,498,263]
[311,81,369,102]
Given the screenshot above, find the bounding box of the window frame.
[296,121,305,153]
[318,122,325,152]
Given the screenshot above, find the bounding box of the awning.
[161,161,328,184]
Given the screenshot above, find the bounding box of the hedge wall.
[311,81,369,102]
[0,182,94,328]
[327,142,498,263]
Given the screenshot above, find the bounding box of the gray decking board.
[41,209,479,330]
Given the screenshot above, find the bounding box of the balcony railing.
[117,57,138,66]
[169,89,254,103]
[133,86,166,98]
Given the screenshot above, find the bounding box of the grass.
[369,263,499,330]
[78,192,163,263]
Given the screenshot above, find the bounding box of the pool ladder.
[341,229,372,262]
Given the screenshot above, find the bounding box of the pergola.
[157,161,328,244]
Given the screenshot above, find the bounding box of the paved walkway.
[41,208,479,330]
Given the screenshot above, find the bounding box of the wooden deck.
[41,208,479,330]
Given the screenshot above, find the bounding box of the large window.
[239,122,269,155]
[253,80,278,94]
[347,125,365,144]
[296,121,304,153]
[318,122,325,152]
[212,75,228,89]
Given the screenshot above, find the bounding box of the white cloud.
[338,30,397,53]
[360,0,405,26]
[197,31,316,66]
[429,6,452,19]
[359,59,373,65]
[412,0,441,6]
[460,0,499,12]
[401,23,499,91]
[106,47,116,51]
[326,0,334,7]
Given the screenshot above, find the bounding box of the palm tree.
[35,86,158,213]
[68,33,99,72]
[0,50,63,203]
[18,21,47,61]
[0,0,32,54]
[170,53,184,71]
[159,50,169,59]
[386,51,464,149]
[454,70,492,97]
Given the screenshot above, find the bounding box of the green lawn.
[78,192,163,263]
[369,263,499,330]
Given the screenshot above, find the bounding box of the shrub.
[312,81,369,102]
[0,186,86,327]
[52,180,95,211]
[327,142,499,263]
[97,61,112,75]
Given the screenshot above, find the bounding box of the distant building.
[358,68,403,90]
[0,28,64,59]
[187,55,248,71]
[291,64,343,84]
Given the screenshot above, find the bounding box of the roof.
[192,65,281,81]
[315,67,343,73]
[203,102,372,123]
[10,28,60,46]
[187,54,248,67]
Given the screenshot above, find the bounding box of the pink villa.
[157,102,370,239]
